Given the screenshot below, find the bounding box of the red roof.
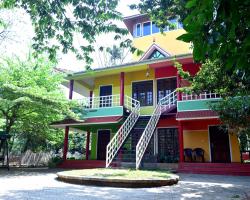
[176,110,218,120]
[83,116,123,124]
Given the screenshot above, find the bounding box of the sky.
[0,1,140,72]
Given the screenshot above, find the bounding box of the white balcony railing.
[182,92,221,101]
[77,94,120,109]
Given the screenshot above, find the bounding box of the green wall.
[177,99,221,111]
[83,107,123,118]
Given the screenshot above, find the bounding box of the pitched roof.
[139,43,171,61]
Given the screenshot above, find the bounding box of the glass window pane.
[152,22,160,34]
[136,24,141,37]
[143,22,151,36]
[132,80,153,106]
[168,19,177,30]
[178,22,183,29]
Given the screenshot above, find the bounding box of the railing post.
[120,72,125,106]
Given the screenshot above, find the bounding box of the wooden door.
[209,126,231,163]
[97,130,110,160]
[99,85,112,107]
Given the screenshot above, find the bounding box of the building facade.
[52,14,249,175]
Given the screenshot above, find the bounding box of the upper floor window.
[133,19,183,38]
[143,22,151,36]
[132,80,153,106]
[148,50,166,59]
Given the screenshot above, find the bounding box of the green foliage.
[0,55,75,152]
[1,0,132,68]
[48,156,63,168]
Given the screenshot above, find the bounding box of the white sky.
[0,1,140,72]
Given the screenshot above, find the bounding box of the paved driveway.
[0,168,250,200]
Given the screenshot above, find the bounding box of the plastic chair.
[193,148,205,162]
[184,148,193,162]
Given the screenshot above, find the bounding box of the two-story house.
[52,14,250,175]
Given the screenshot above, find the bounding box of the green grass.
[63,168,171,180]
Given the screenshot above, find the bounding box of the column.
[120,72,125,106]
[63,79,74,161]
[63,126,69,161]
[89,90,93,108]
[178,121,184,162]
[86,131,90,160]
[176,72,182,101]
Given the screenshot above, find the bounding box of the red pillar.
[120,72,124,106]
[69,80,74,99]
[86,131,90,160]
[89,90,93,108]
[63,80,74,161]
[63,126,69,161]
[178,121,184,162]
[176,72,182,101]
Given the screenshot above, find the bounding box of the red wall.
[182,119,221,130]
[157,116,178,127]
[155,63,200,79]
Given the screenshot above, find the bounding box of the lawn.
[62,168,171,180]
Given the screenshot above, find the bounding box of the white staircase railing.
[136,90,177,169]
[106,96,140,168]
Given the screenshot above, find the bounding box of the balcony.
[177,92,221,112]
[77,95,138,118]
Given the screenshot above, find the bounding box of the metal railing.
[106,96,140,168]
[136,90,177,169]
[182,92,221,101]
[77,94,120,109]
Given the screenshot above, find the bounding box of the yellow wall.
[93,74,120,97]
[184,130,210,162]
[229,133,241,162]
[133,29,192,60]
[93,68,156,115]
[184,130,241,162]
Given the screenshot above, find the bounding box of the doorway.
[97,130,110,160]
[99,85,112,107]
[209,126,231,163]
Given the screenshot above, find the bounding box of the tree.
[0,55,75,152]
[133,0,250,134]
[0,0,134,68]
[95,44,131,67]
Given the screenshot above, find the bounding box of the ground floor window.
[132,80,153,106]
[157,128,179,163]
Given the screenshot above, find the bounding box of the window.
[157,78,177,102]
[134,23,141,37]
[148,49,166,60]
[158,128,179,163]
[152,22,160,34]
[132,80,153,106]
[143,22,151,36]
[168,19,178,30]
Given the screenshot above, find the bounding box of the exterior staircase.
[112,116,150,168]
[136,90,177,169]
[106,96,140,168]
